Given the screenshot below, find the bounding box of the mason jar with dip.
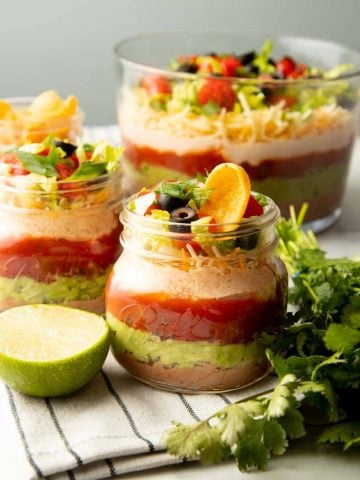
[0,138,123,314]
[106,164,287,392]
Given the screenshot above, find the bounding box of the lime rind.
[0,305,110,397]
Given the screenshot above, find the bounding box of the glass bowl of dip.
[114,31,360,232]
[106,173,287,393]
[0,91,84,151]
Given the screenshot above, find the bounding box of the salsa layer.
[0,226,121,281]
[123,136,353,179]
[106,288,286,344]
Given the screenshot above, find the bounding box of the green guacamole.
[107,312,265,369]
[0,272,108,304]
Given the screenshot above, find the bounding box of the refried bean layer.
[116,351,269,393]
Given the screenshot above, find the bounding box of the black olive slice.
[177,62,198,73]
[236,229,260,250]
[158,193,187,212]
[53,139,77,157]
[237,51,256,65]
[169,207,198,233]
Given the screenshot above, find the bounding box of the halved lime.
[0,304,110,397]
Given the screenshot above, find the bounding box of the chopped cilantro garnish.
[15,150,57,177]
[155,179,212,208]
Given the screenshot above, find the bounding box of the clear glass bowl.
[0,97,84,150]
[114,31,360,232]
[106,192,287,393]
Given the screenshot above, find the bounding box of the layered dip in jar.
[106,163,287,393]
[0,138,123,313]
[115,32,360,232]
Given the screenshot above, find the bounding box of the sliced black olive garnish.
[177,62,198,73]
[169,207,198,233]
[237,51,256,65]
[158,193,188,212]
[235,229,261,250]
[53,139,77,157]
[337,94,356,110]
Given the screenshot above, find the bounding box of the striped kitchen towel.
[0,353,277,480]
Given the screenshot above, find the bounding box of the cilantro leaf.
[263,420,288,455]
[324,324,360,354]
[66,162,108,181]
[15,150,57,177]
[317,421,360,450]
[234,432,269,471]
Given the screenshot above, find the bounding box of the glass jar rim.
[114,30,360,83]
[121,190,279,240]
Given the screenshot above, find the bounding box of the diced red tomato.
[220,56,241,77]
[0,152,29,176]
[288,62,308,79]
[55,161,76,180]
[268,94,296,108]
[198,79,236,110]
[144,203,160,216]
[243,196,264,218]
[141,75,172,96]
[276,56,296,77]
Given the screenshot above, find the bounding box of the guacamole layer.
[0,272,108,305]
[107,312,265,369]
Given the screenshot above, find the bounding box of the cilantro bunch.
[163,204,360,470]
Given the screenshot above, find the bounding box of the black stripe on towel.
[67,470,76,480]
[100,369,155,452]
[177,394,201,422]
[44,397,83,467]
[105,458,117,477]
[5,386,45,479]
[217,393,231,405]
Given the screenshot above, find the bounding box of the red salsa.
[106,287,285,344]
[0,226,121,282]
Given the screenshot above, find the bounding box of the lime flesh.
[0,304,110,397]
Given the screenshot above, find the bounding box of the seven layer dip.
[0,138,123,313]
[106,165,288,392]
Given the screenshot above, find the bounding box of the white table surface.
[0,132,359,480]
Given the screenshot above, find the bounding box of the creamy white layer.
[0,204,119,242]
[111,250,282,301]
[120,115,354,167]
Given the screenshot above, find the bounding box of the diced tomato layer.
[106,289,285,344]
[0,226,121,281]
[123,138,224,176]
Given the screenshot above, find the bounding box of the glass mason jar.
[0,96,83,151]
[114,32,360,232]
[0,168,122,314]
[106,193,287,393]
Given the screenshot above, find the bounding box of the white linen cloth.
[0,354,277,480]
